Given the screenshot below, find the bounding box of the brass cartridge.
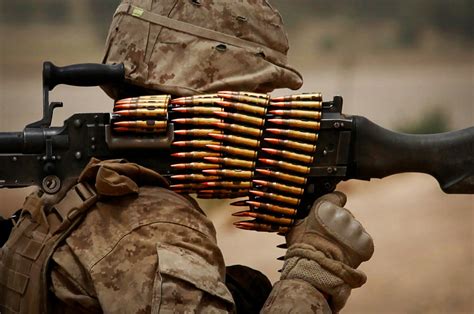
[171,174,220,181]
[203,169,253,179]
[113,127,166,133]
[213,122,262,137]
[264,138,316,153]
[171,151,221,159]
[232,211,294,226]
[259,158,310,174]
[255,169,307,185]
[219,91,269,99]
[246,201,297,216]
[171,97,222,105]
[214,111,264,127]
[269,118,320,130]
[172,106,223,115]
[203,181,252,189]
[216,101,267,116]
[174,129,222,136]
[262,148,314,164]
[114,103,168,110]
[171,162,221,170]
[114,120,167,129]
[209,133,260,148]
[206,144,257,159]
[170,183,206,189]
[233,221,290,233]
[218,92,270,106]
[266,128,318,142]
[172,140,220,148]
[270,101,323,109]
[271,93,322,102]
[204,157,255,169]
[249,190,300,206]
[172,118,222,126]
[114,108,167,117]
[116,95,170,105]
[252,179,304,196]
[269,109,321,120]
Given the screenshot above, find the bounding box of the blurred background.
[0,1,472,313]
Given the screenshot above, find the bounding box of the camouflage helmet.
[101,0,303,98]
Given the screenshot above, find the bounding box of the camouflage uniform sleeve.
[49,186,235,313]
[261,279,332,314]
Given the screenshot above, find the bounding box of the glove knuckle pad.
[317,202,373,260]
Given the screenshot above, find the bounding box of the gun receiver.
[0,62,472,209]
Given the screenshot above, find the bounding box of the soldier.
[0,1,373,313]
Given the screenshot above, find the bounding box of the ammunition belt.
[112,91,322,233]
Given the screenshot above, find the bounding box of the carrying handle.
[43,61,124,91]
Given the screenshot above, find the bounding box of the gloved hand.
[280,191,374,312]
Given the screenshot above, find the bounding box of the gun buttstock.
[350,116,474,194]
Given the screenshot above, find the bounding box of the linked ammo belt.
[111,91,323,233]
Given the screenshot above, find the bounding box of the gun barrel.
[0,128,67,154]
[0,132,24,153]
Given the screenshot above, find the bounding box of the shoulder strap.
[49,182,98,234]
[0,182,99,314]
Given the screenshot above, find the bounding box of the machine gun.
[0,62,473,233]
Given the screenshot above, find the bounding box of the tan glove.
[281,192,374,312]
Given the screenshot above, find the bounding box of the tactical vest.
[0,182,98,314]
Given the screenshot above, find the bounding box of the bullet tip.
[213,111,227,117]
[171,107,186,112]
[206,144,221,150]
[259,158,274,164]
[208,133,225,140]
[264,138,279,144]
[268,119,283,124]
[216,100,231,106]
[233,221,256,230]
[204,156,220,162]
[170,184,185,189]
[262,148,277,154]
[172,141,186,147]
[230,200,249,207]
[231,211,247,217]
[170,98,185,105]
[172,118,186,123]
[246,201,259,207]
[249,190,264,197]
[255,169,271,175]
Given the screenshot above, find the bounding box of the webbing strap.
[52,182,98,234]
[114,3,287,62]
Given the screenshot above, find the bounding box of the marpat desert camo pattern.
[102,0,302,98]
[49,160,235,313]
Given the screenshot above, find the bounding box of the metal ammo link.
[111,91,322,233]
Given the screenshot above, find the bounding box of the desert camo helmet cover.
[101,0,303,98]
